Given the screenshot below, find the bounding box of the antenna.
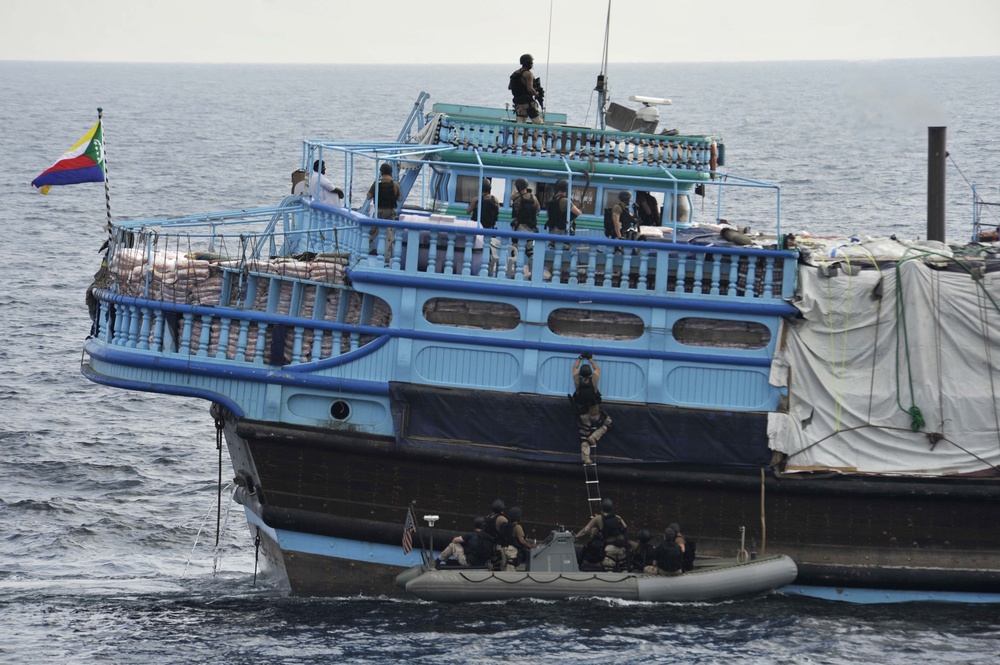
[595,0,612,129]
[545,0,553,96]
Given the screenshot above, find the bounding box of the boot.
[581,440,592,464]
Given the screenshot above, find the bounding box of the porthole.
[331,400,351,420]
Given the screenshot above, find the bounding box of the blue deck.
[85,195,796,435]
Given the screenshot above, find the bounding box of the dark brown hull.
[221,408,1000,596]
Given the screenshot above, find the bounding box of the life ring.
[709,140,718,180]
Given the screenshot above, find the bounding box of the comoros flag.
[31,121,106,194]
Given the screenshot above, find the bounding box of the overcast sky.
[2,0,998,64]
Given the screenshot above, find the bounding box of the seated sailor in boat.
[508,53,543,124]
[629,528,657,573]
[572,353,612,464]
[574,498,629,572]
[497,506,537,571]
[669,522,696,571]
[466,178,501,276]
[651,527,684,576]
[482,498,508,567]
[545,179,579,248]
[436,516,493,568]
[578,530,606,571]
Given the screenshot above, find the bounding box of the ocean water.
[2,58,1000,663]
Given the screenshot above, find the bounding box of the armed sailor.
[545,178,580,248]
[508,53,544,124]
[572,352,611,464]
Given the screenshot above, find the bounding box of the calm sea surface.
[1,59,999,663]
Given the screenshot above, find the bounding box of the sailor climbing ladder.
[572,352,608,517]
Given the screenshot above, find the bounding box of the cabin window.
[540,183,595,216]
[603,189,629,213]
[455,175,480,204]
[573,185,597,215]
[672,317,771,350]
[456,175,508,208]
[423,298,520,330]
[547,308,644,340]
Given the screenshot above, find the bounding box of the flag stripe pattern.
[402,509,416,554]
[32,121,106,194]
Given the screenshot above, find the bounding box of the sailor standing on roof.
[509,54,544,124]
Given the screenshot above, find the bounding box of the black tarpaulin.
[389,383,770,468]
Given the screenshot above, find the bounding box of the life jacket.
[513,192,538,229]
[546,194,575,231]
[620,204,638,238]
[580,532,605,565]
[682,537,696,571]
[465,531,492,565]
[631,542,656,572]
[601,513,626,546]
[482,512,503,542]
[573,375,602,413]
[376,178,398,210]
[656,540,683,573]
[508,68,532,105]
[496,520,516,547]
[603,207,616,238]
[637,194,659,225]
[473,195,500,229]
[604,203,636,239]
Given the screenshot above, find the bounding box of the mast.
[927,126,946,242]
[594,0,611,130]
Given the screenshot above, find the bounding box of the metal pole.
[927,126,946,242]
[98,107,112,232]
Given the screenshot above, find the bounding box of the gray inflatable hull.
[402,554,798,602]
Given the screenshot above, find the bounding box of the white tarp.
[769,256,1000,476]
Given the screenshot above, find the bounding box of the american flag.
[402,508,416,554]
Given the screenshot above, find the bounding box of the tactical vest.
[496,520,516,547]
[376,179,397,210]
[482,512,502,542]
[513,193,538,228]
[573,375,601,413]
[509,68,532,104]
[657,540,683,572]
[473,195,500,229]
[546,194,575,231]
[602,514,626,546]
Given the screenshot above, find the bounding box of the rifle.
[534,77,545,110]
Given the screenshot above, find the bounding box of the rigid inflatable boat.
[397,530,798,602]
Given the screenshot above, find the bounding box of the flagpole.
[97,107,112,232]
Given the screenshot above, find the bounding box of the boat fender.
[709,140,718,180]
